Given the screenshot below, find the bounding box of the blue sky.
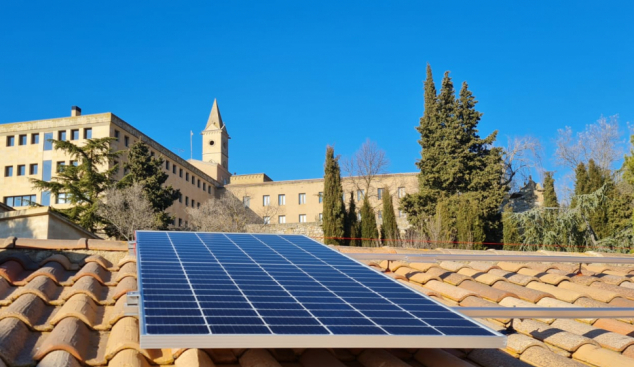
[1,1,633,185]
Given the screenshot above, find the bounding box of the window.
[114,130,120,141]
[17,165,25,176]
[56,161,66,173]
[70,160,79,167]
[150,151,155,157]
[243,196,250,208]
[178,193,182,203]
[123,166,129,175]
[31,133,39,144]
[58,131,67,141]
[278,194,285,205]
[179,169,183,178]
[178,218,182,227]
[278,215,286,224]
[18,135,27,145]
[191,199,195,208]
[319,213,323,222]
[378,188,384,200]
[318,192,323,203]
[186,172,189,181]
[299,214,307,223]
[30,164,38,175]
[166,161,170,170]
[172,165,177,174]
[398,187,405,198]
[84,128,92,139]
[71,129,79,140]
[113,160,119,174]
[357,189,365,201]
[185,197,189,206]
[55,193,70,204]
[203,183,206,191]
[263,195,270,206]
[378,210,382,221]
[197,202,200,209]
[208,186,212,194]
[299,193,306,204]
[6,136,14,147]
[124,136,129,147]
[197,179,200,188]
[4,166,13,177]
[263,216,270,225]
[4,195,36,207]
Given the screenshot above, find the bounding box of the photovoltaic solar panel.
[136,231,506,348]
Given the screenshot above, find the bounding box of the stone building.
[0,101,417,235]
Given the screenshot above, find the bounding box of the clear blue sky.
[1,1,633,184]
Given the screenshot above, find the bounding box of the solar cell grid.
[136,231,505,348]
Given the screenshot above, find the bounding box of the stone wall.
[246,223,324,238]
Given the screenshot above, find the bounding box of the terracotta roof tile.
[408,262,439,272]
[358,349,413,367]
[11,275,60,303]
[513,319,597,352]
[468,348,533,367]
[592,281,634,301]
[572,344,634,367]
[174,349,215,367]
[414,349,478,367]
[20,262,69,286]
[492,280,553,303]
[488,269,537,286]
[0,261,24,284]
[439,261,468,272]
[425,266,471,286]
[239,349,283,367]
[39,254,75,271]
[203,349,238,364]
[568,274,600,286]
[423,280,476,302]
[50,294,103,329]
[33,317,107,364]
[105,317,173,364]
[84,255,114,270]
[460,296,511,325]
[505,333,548,355]
[457,268,506,285]
[61,276,111,304]
[620,281,634,289]
[497,262,529,273]
[593,319,634,337]
[71,262,112,285]
[299,349,347,367]
[551,319,634,352]
[458,280,517,302]
[558,281,621,303]
[107,349,151,367]
[112,276,137,300]
[467,261,500,273]
[535,297,596,324]
[36,350,83,367]
[527,281,584,303]
[86,239,128,251]
[0,293,51,330]
[114,262,137,283]
[116,254,136,269]
[520,345,587,367]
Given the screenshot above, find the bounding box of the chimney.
[71,106,82,117]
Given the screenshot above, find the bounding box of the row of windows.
[245,188,407,208]
[178,194,201,209]
[261,210,405,225]
[5,129,93,148]
[3,195,36,207]
[4,163,39,177]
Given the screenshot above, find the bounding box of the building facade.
[1,101,418,233]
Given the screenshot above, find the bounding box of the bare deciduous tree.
[502,135,545,192]
[187,190,261,232]
[342,139,390,197]
[97,183,157,241]
[555,115,623,171]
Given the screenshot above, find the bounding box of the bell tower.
[202,99,230,170]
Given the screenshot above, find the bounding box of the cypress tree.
[119,141,180,229]
[380,187,400,245]
[345,192,361,247]
[587,159,605,193]
[502,205,520,250]
[542,172,559,208]
[360,195,379,247]
[322,146,346,246]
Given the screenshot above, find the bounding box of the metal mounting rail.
[454,307,634,318]
[346,253,634,265]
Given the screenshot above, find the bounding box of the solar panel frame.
[136,231,506,349]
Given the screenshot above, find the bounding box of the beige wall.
[225,173,418,228]
[0,207,100,239]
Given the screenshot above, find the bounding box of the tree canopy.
[322,146,346,245]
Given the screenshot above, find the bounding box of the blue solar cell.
[137,231,502,346]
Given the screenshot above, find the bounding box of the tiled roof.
[1,239,634,367]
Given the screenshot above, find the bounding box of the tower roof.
[205,99,224,130]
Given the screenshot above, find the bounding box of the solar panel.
[136,231,506,348]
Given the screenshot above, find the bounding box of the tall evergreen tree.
[380,187,399,244]
[119,141,180,229]
[30,138,121,233]
[502,205,521,250]
[322,146,346,246]
[345,192,361,247]
[360,195,379,247]
[542,172,559,208]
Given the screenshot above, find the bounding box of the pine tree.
[502,204,520,250]
[571,162,588,208]
[322,146,346,246]
[542,172,559,208]
[119,141,180,229]
[360,195,379,247]
[30,137,121,233]
[345,192,361,247]
[380,187,399,245]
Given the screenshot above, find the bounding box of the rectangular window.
[319,213,323,222]
[150,151,155,157]
[55,193,70,204]
[6,136,14,147]
[58,131,67,141]
[31,133,39,144]
[114,130,120,141]
[191,199,195,208]
[263,195,270,206]
[178,218,182,227]
[71,129,79,140]
[299,193,306,204]
[278,215,286,224]
[197,202,200,209]
[263,216,270,225]
[299,214,307,223]
[71,160,79,167]
[18,135,27,145]
[17,165,25,176]
[179,169,183,178]
[166,161,170,170]
[186,172,189,181]
[203,183,206,191]
[30,164,38,175]
[185,197,189,206]
[84,128,92,139]
[4,166,13,177]
[172,165,177,174]
[357,189,365,201]
[378,188,384,200]
[4,195,36,207]
[56,161,66,173]
[318,192,323,203]
[243,196,250,208]
[208,186,212,194]
[124,136,129,147]
[278,194,285,205]
[398,187,405,198]
[178,193,182,203]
